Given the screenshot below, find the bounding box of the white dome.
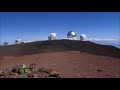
[80,34,86,41]
[16,38,21,42]
[51,33,57,37]
[80,34,86,37]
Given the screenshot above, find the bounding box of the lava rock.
[49,71,60,77]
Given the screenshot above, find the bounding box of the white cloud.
[87,38,119,41]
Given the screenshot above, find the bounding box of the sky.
[0,12,120,45]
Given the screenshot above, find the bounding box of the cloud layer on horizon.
[86,38,119,42]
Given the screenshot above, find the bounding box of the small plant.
[19,64,31,75]
[19,67,31,75]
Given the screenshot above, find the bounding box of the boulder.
[49,71,60,77]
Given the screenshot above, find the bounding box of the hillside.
[0,40,120,78]
[0,40,120,58]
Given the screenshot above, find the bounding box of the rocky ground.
[0,62,61,78]
[0,51,120,78]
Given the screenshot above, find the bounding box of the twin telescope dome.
[67,31,86,41]
[67,31,77,38]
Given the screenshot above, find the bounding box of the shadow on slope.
[0,40,120,58]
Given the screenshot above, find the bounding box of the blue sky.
[0,12,120,45]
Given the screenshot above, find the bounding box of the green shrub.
[19,67,31,75]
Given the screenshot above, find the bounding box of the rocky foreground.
[0,51,120,78]
[0,63,61,78]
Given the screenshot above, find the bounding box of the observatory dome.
[16,38,21,42]
[15,38,22,44]
[48,33,57,40]
[51,33,57,37]
[80,34,86,41]
[67,31,77,38]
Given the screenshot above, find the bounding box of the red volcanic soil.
[0,51,120,78]
[0,40,120,78]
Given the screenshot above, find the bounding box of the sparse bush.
[19,67,31,75]
[0,63,61,78]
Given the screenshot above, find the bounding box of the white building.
[80,34,86,41]
[48,33,57,40]
[15,38,22,44]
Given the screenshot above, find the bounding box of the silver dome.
[80,34,86,41]
[67,31,77,38]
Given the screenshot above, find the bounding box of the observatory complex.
[67,31,77,40]
[2,31,87,46]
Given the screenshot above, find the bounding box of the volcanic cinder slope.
[0,40,120,78]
